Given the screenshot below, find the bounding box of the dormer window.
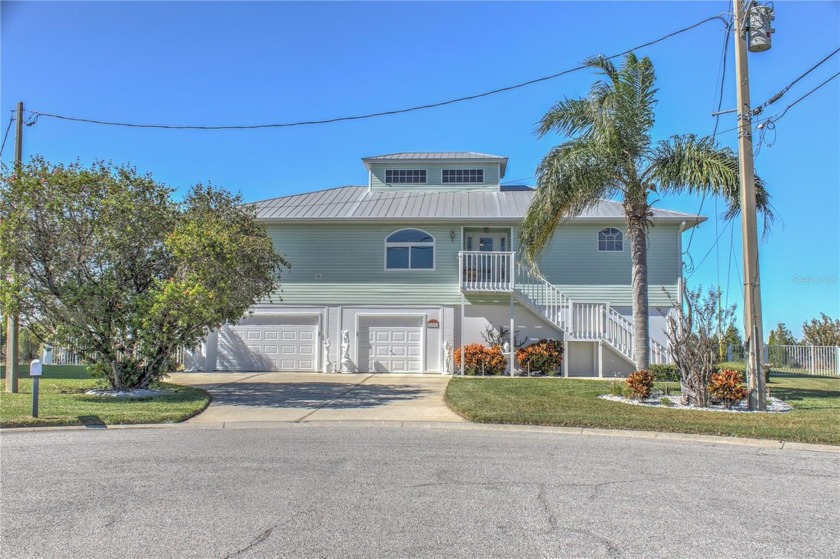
[385,169,426,184]
[442,169,484,183]
[598,227,624,252]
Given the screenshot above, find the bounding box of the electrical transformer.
[748,4,775,52]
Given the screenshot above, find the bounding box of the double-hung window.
[385,229,435,270]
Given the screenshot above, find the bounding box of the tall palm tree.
[520,53,772,370]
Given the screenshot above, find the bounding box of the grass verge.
[0,365,210,428]
[445,375,840,446]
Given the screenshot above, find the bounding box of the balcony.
[459,251,514,292]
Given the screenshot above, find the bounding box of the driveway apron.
[167,372,464,423]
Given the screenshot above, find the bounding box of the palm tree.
[520,53,773,370]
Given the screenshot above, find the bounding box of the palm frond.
[536,97,594,138]
[520,139,619,262]
[584,55,619,86]
[648,134,775,230]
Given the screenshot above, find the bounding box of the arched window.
[385,229,435,270]
[598,227,624,252]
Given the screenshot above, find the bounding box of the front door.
[465,232,509,253]
[465,232,510,284]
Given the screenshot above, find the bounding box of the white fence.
[727,344,840,376]
[44,346,189,369]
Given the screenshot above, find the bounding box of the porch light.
[450,230,456,242]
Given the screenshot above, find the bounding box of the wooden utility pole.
[5,101,23,393]
[732,1,766,410]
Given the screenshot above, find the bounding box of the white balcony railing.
[459,251,514,292]
[458,250,671,365]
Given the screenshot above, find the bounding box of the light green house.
[201,152,703,377]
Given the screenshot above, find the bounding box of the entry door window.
[466,234,508,252]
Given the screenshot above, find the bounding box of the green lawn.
[0,365,210,428]
[445,375,840,446]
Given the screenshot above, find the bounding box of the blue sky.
[2,1,838,339]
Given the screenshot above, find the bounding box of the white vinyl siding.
[513,224,680,307]
[264,222,680,308]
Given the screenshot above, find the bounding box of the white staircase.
[512,261,671,366]
[458,250,670,367]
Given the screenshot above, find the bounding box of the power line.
[26,14,726,131]
[686,219,733,280]
[0,115,14,160]
[501,176,535,185]
[683,12,732,265]
[752,47,840,116]
[761,70,840,125]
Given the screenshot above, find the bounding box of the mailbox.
[30,359,42,376]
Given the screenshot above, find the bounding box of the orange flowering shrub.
[454,343,507,375]
[708,369,748,409]
[625,370,654,399]
[516,339,564,375]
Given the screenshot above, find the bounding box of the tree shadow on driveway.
[206,382,428,410]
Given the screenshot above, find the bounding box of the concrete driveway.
[167,372,464,423]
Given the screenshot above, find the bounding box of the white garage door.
[359,316,424,373]
[217,315,318,372]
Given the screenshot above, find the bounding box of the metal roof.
[361,152,508,176]
[250,186,706,226]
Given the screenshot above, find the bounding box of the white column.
[563,338,569,377]
[509,293,515,376]
[460,294,465,376]
[598,341,604,378]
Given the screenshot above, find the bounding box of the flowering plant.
[454,343,507,375]
[708,369,748,409]
[516,339,564,375]
[626,370,654,399]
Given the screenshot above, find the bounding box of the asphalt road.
[1,424,838,558]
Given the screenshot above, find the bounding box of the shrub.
[717,361,746,373]
[609,381,623,396]
[659,397,674,407]
[649,364,679,383]
[516,339,564,375]
[454,343,507,375]
[625,370,654,400]
[708,369,748,409]
[718,360,769,383]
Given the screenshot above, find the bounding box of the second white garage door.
[358,315,425,373]
[217,315,318,372]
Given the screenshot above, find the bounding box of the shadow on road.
[206,382,427,410]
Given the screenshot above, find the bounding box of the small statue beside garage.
[340,330,354,373]
[442,341,453,375]
[322,338,332,374]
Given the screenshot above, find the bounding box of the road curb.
[2,419,838,453]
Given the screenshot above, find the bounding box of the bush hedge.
[516,339,564,375]
[455,343,507,375]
